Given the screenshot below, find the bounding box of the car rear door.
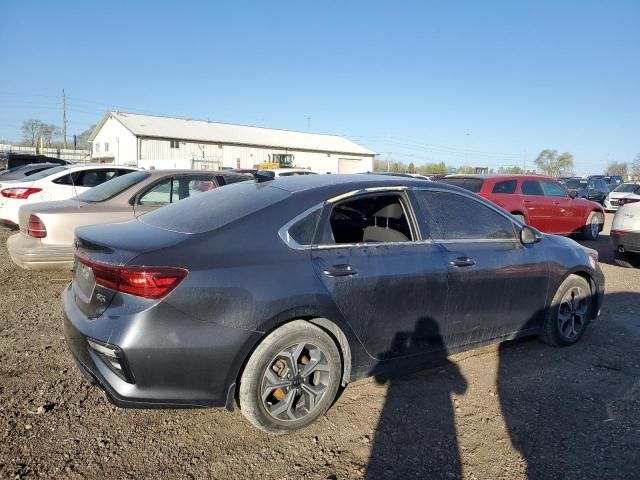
[520,180,555,232]
[412,188,549,346]
[310,189,450,361]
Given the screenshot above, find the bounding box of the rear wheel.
[614,251,639,268]
[581,212,602,240]
[541,275,592,347]
[239,320,342,434]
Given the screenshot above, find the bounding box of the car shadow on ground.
[365,292,640,480]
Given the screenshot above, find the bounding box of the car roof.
[443,174,554,181]
[142,169,250,177]
[262,173,449,194]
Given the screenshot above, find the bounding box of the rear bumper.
[610,231,640,254]
[7,233,73,270]
[62,284,260,409]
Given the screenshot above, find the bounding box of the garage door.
[338,158,363,174]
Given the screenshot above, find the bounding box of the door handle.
[323,264,357,277]
[450,256,476,268]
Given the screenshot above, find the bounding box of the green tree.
[498,165,524,174]
[534,149,574,176]
[407,162,416,174]
[417,161,449,175]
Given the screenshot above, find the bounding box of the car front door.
[540,180,583,234]
[310,190,450,361]
[412,188,550,347]
[520,180,555,232]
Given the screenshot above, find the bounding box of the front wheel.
[581,212,602,240]
[239,320,342,434]
[540,275,592,347]
[614,251,639,268]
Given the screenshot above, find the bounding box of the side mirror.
[521,225,542,245]
[568,190,577,199]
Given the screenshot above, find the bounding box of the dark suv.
[558,177,609,205]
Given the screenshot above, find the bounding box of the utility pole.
[465,133,470,165]
[523,149,527,173]
[62,89,68,149]
[386,133,391,172]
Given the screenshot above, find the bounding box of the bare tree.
[632,154,640,180]
[605,161,628,177]
[41,124,61,147]
[21,119,45,146]
[534,149,574,176]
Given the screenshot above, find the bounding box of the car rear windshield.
[139,182,291,234]
[76,171,149,202]
[23,165,68,181]
[439,177,484,193]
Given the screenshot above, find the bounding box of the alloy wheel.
[590,215,599,238]
[557,286,589,340]
[260,342,331,422]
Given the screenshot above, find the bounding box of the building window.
[170,140,180,149]
[104,142,109,153]
[272,153,294,167]
[94,143,100,153]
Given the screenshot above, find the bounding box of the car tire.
[614,251,638,268]
[581,212,602,240]
[238,320,342,434]
[540,274,592,347]
[512,213,526,224]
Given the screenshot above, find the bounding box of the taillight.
[619,197,640,206]
[75,255,188,299]
[27,214,47,238]
[1,187,42,199]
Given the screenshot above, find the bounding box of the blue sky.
[0,0,638,174]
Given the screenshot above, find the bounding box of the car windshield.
[562,180,587,190]
[140,182,291,234]
[23,165,68,181]
[76,171,150,202]
[613,183,640,193]
[438,177,484,193]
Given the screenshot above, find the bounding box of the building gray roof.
[90,112,376,156]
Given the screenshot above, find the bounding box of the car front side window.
[413,190,517,241]
[541,181,568,198]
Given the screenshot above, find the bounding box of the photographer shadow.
[366,317,467,479]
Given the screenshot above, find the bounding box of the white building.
[88,112,375,173]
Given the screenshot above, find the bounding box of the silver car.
[8,169,250,270]
[604,182,640,212]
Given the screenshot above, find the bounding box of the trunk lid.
[72,219,190,319]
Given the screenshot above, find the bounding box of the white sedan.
[0,164,138,227]
[604,182,640,212]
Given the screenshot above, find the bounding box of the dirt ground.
[0,214,638,480]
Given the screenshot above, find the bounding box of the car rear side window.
[287,208,322,246]
[139,183,291,234]
[77,171,149,202]
[521,180,544,196]
[491,180,517,194]
[413,190,517,241]
[439,178,484,193]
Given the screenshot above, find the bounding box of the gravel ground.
[1,214,639,479]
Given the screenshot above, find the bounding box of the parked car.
[604,183,640,212]
[610,195,640,267]
[0,163,61,181]
[0,152,69,172]
[63,174,604,433]
[439,175,604,239]
[558,177,609,204]
[7,169,250,270]
[0,164,139,227]
[603,175,624,191]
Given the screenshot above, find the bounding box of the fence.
[0,144,91,163]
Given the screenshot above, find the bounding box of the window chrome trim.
[278,204,323,250]
[327,186,408,204]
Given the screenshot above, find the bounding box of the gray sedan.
[8,169,250,270]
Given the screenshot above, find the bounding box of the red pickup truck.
[440,174,605,240]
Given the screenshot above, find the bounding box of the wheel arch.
[229,314,353,410]
[555,268,599,319]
